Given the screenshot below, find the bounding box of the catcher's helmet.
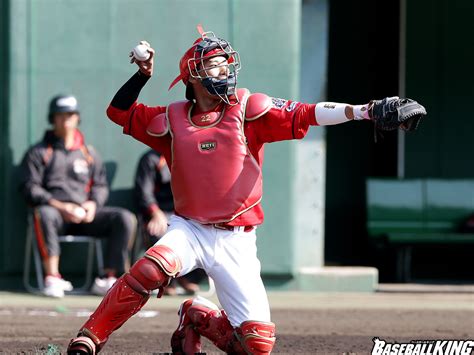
[169,29,241,105]
[48,95,80,124]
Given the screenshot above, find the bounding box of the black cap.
[48,95,79,123]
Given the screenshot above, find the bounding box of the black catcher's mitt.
[369,96,427,131]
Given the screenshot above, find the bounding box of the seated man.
[134,149,203,295]
[19,94,137,298]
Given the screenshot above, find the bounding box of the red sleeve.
[106,102,172,155]
[246,98,317,144]
[148,203,160,216]
[106,101,165,135]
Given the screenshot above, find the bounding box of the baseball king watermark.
[371,337,474,355]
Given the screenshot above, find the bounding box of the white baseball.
[73,207,86,219]
[132,44,150,61]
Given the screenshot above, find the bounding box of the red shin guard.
[171,298,276,354]
[171,298,235,354]
[79,274,151,349]
[68,245,181,354]
[235,320,276,354]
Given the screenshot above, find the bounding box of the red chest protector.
[167,88,262,223]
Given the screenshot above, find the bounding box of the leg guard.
[67,245,180,354]
[171,296,235,354]
[235,320,276,354]
[171,297,276,355]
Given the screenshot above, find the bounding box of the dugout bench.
[366,178,474,281]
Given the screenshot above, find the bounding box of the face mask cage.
[187,32,241,105]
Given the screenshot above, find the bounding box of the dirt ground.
[0,290,473,354]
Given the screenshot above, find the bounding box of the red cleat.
[170,299,202,354]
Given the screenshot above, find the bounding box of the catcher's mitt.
[369,96,427,131]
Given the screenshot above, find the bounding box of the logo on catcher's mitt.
[371,337,474,355]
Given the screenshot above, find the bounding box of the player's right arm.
[18,146,84,223]
[18,146,53,206]
[106,71,166,140]
[106,42,169,148]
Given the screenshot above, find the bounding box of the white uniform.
[157,215,270,326]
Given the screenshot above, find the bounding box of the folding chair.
[23,214,104,294]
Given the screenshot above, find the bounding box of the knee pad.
[145,244,181,277]
[235,320,276,354]
[129,245,181,291]
[172,297,234,354]
[173,297,276,355]
[116,209,137,230]
[186,296,227,328]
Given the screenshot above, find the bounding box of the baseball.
[73,207,86,219]
[132,44,150,61]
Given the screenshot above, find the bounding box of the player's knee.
[128,258,167,291]
[236,320,276,354]
[35,205,61,223]
[129,245,181,291]
[145,244,181,278]
[114,209,137,234]
[186,297,223,326]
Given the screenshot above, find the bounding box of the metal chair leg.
[71,238,95,292]
[33,241,45,291]
[23,213,46,294]
[95,239,104,276]
[24,227,106,295]
[23,226,33,293]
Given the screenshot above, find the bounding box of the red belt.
[213,223,254,232]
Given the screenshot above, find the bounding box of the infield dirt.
[0,290,472,354]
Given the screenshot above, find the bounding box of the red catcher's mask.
[169,27,241,105]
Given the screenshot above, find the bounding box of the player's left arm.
[249,95,426,143]
[246,96,334,143]
[312,97,427,131]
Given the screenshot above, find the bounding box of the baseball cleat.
[67,336,96,355]
[170,299,202,354]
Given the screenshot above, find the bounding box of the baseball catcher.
[67,26,427,355]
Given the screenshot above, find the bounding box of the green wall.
[405,0,474,178]
[0,0,11,276]
[1,0,312,287]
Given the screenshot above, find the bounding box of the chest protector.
[168,88,262,223]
